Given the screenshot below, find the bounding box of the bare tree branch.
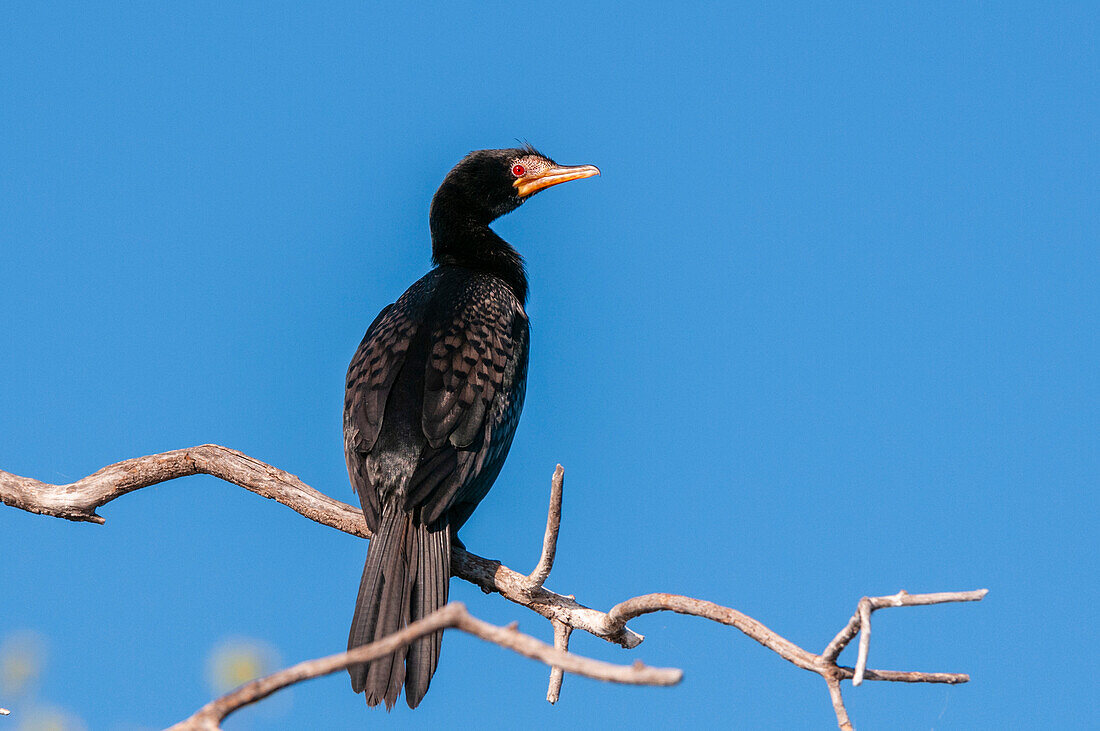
[0,445,643,649]
[1,445,989,729]
[167,602,680,731]
[0,445,363,531]
[604,592,818,668]
[593,587,985,727]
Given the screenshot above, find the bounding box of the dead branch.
[0,445,643,649]
[1,445,988,729]
[167,602,680,731]
[596,588,986,727]
[821,589,988,686]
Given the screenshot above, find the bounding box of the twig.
[546,620,573,704]
[167,603,680,730]
[826,678,852,731]
[854,599,872,685]
[524,464,564,595]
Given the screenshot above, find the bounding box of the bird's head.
[431,146,600,226]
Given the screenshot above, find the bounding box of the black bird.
[343,146,599,709]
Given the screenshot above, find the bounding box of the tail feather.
[405,524,449,707]
[348,507,450,709]
[362,519,410,708]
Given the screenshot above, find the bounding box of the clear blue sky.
[1,2,1096,729]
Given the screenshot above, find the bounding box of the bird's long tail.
[347,506,450,709]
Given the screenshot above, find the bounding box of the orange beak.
[513,163,601,198]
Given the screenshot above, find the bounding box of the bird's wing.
[420,290,519,449]
[344,279,435,531]
[408,287,529,524]
[344,303,418,454]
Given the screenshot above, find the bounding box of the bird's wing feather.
[344,276,436,529]
[344,303,417,453]
[420,289,516,449]
[408,282,529,523]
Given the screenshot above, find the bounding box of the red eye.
[512,164,526,177]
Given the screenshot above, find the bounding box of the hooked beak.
[513,163,601,198]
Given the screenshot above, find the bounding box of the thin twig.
[546,620,573,704]
[524,464,564,595]
[167,603,680,730]
[822,609,863,663]
[853,599,872,686]
[826,677,852,731]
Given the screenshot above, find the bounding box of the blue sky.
[1,2,1096,729]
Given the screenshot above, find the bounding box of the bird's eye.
[511,164,526,177]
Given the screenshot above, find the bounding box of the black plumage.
[343,147,599,709]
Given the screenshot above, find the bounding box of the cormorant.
[343,146,599,709]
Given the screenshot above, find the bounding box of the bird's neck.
[430,203,528,305]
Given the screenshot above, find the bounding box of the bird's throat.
[430,219,528,305]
